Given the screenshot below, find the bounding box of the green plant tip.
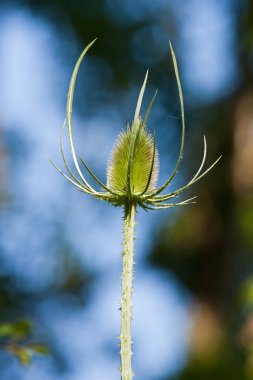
[51,38,221,210]
[107,117,159,195]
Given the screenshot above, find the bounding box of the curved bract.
[51,39,221,209]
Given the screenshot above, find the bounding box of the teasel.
[51,39,221,380]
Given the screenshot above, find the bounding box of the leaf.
[7,344,32,366]
[0,320,32,340]
[27,343,49,355]
[6,342,49,366]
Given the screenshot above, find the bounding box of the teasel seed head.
[107,117,159,195]
[51,39,221,211]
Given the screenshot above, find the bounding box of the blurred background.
[0,0,253,379]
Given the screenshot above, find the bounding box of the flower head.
[107,116,159,195]
[51,39,221,210]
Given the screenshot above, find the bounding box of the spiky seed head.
[107,117,159,195]
[53,40,220,211]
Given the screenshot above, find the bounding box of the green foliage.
[0,320,49,366]
[237,196,253,249]
[7,344,32,366]
[171,353,247,380]
[7,343,49,366]
[0,320,31,340]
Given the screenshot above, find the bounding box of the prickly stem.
[120,203,136,380]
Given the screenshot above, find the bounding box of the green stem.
[120,203,136,380]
